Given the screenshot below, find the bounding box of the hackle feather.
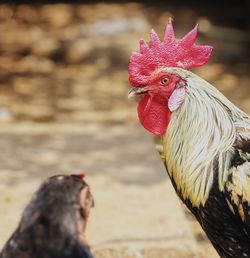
[162,68,250,207]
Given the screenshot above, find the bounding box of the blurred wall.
[0,1,249,123]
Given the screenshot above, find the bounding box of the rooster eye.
[161,77,170,85]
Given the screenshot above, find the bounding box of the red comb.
[71,171,86,180]
[128,18,213,86]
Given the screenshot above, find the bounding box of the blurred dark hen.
[0,174,94,258]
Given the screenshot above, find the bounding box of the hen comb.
[129,18,213,86]
[71,171,86,180]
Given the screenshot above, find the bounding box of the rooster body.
[128,19,250,258]
[162,72,250,257]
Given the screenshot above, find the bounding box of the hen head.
[128,18,213,135]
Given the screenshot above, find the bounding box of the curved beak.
[128,87,149,100]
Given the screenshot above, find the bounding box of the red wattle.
[137,95,171,135]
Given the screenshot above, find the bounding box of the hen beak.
[128,87,149,100]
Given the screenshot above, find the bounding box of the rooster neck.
[158,70,250,207]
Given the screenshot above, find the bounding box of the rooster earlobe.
[168,87,186,112]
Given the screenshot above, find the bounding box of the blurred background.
[0,1,249,258]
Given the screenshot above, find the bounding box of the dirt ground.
[0,123,219,258]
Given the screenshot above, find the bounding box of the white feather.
[161,68,250,207]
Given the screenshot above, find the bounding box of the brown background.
[0,1,249,123]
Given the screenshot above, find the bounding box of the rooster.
[128,18,250,258]
[0,174,94,258]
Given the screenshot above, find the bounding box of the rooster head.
[128,18,213,135]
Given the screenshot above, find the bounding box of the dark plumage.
[165,140,250,258]
[0,174,94,258]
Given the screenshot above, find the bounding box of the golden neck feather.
[161,69,250,207]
